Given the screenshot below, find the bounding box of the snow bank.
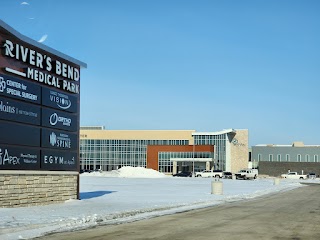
[83,166,168,178]
[117,166,168,178]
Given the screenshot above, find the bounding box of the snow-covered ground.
[0,167,318,240]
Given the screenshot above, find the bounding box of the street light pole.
[192,140,195,177]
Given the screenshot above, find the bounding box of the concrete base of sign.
[0,171,78,208]
[274,178,280,185]
[211,180,223,195]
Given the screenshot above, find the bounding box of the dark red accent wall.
[147,145,214,171]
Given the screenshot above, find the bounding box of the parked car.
[173,171,192,177]
[195,170,223,178]
[307,172,317,179]
[223,171,233,179]
[280,172,307,180]
[235,169,258,180]
[194,168,205,174]
[80,169,92,174]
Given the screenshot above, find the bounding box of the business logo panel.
[42,107,78,132]
[0,120,40,147]
[0,74,41,104]
[42,87,78,113]
[41,149,77,171]
[0,96,41,125]
[41,128,78,151]
[0,145,40,170]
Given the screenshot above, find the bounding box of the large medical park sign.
[0,21,85,171]
[3,39,80,93]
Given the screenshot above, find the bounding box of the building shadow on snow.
[80,191,116,200]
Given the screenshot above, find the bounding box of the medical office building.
[80,127,249,174]
[252,142,320,177]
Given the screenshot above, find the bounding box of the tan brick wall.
[0,171,78,208]
[80,129,195,143]
[230,129,249,173]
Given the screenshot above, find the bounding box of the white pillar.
[206,161,210,170]
[173,161,177,175]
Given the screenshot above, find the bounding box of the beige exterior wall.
[0,171,78,208]
[230,129,249,173]
[80,128,250,174]
[80,130,195,143]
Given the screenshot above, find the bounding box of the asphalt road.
[38,183,320,240]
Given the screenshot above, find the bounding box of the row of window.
[258,154,319,162]
[81,139,189,146]
[80,152,146,159]
[80,146,146,152]
[195,136,227,170]
[159,151,213,160]
[194,135,226,142]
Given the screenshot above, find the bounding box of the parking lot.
[38,183,320,240]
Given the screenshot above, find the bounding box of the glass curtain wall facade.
[80,139,189,171]
[158,152,214,173]
[194,134,227,170]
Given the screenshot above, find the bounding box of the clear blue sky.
[1,0,320,146]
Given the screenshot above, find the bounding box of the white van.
[235,169,258,180]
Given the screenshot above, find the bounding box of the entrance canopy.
[170,158,213,162]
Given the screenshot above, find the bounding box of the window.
[258,154,261,161]
[314,155,318,162]
[297,154,301,162]
[305,154,310,162]
[269,154,273,162]
[277,154,281,162]
[286,154,290,162]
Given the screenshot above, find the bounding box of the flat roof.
[192,128,236,136]
[0,20,87,68]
